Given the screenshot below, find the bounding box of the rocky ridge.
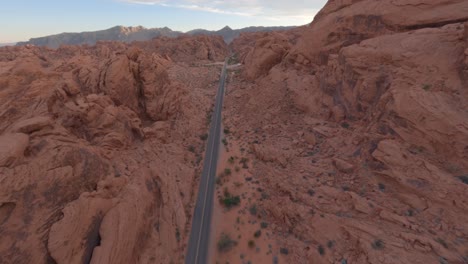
[16,25,297,49]
[223,0,468,263]
[0,36,228,263]
[16,26,181,49]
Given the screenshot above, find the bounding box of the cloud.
[120,0,325,23]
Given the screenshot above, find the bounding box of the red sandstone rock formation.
[0,36,227,264]
[135,35,228,63]
[2,1,468,263]
[225,0,468,263]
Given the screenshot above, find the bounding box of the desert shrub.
[218,234,237,252]
[240,157,249,169]
[378,183,386,191]
[280,247,289,255]
[188,145,195,152]
[249,204,257,216]
[372,239,384,250]
[422,84,431,91]
[318,245,325,255]
[457,175,468,184]
[220,190,240,208]
[436,238,448,249]
[406,209,414,217]
[175,228,180,242]
[248,240,255,248]
[254,230,261,238]
[221,195,240,208]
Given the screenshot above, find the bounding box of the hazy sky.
[0,0,327,42]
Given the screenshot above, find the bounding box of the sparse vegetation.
[406,209,414,217]
[260,222,268,229]
[327,240,334,248]
[341,122,350,129]
[280,247,289,255]
[372,239,384,250]
[224,128,230,134]
[222,138,228,146]
[408,144,425,154]
[222,195,240,208]
[378,183,386,191]
[261,192,269,200]
[228,156,235,164]
[318,245,325,255]
[249,204,257,216]
[188,145,195,153]
[195,155,202,166]
[216,176,222,185]
[307,189,315,196]
[206,111,213,125]
[457,175,468,184]
[248,240,255,248]
[240,157,249,169]
[254,230,262,238]
[228,54,239,65]
[220,189,240,208]
[224,168,232,176]
[422,84,432,91]
[200,134,208,141]
[235,166,240,172]
[175,228,180,242]
[440,257,449,264]
[217,233,237,252]
[436,238,448,249]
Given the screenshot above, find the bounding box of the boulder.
[333,158,355,173]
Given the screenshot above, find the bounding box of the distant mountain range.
[187,26,295,44]
[15,25,296,48]
[0,43,16,47]
[16,26,179,49]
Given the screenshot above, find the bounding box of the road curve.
[185,60,227,264]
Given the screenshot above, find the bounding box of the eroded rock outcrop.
[226,0,468,263]
[243,32,291,80]
[289,0,468,65]
[0,35,225,264]
[135,35,229,62]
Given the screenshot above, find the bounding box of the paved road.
[185,60,227,264]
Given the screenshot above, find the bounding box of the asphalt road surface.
[185,60,227,264]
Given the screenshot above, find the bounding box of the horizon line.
[4,23,306,43]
